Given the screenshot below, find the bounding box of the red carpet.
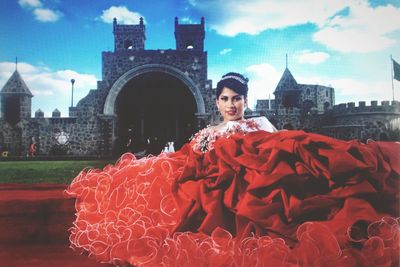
[0,183,112,267]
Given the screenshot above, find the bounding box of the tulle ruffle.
[66,152,186,264]
[120,218,400,267]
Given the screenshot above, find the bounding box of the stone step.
[0,184,112,266]
[0,244,112,267]
[0,183,74,244]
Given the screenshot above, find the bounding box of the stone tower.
[0,70,33,125]
[113,17,146,51]
[174,17,205,51]
[274,68,301,109]
[256,66,335,130]
[100,17,210,155]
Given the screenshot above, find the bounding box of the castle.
[1,18,399,157]
[254,67,400,141]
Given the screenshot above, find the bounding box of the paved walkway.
[0,183,112,267]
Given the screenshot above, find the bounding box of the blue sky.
[0,0,399,117]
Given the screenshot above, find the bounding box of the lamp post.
[70,79,75,107]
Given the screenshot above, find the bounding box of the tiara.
[220,75,247,85]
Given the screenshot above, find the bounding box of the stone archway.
[104,64,205,116]
[104,65,205,155]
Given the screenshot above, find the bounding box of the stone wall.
[275,108,302,129]
[321,100,400,141]
[0,117,77,156]
[255,99,272,111]
[331,100,399,114]
[113,19,145,51]
[0,85,115,156]
[252,99,400,141]
[20,96,32,119]
[71,88,110,155]
[102,50,207,91]
[299,84,334,113]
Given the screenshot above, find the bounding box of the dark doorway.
[4,96,21,125]
[115,71,197,155]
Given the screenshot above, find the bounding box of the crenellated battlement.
[331,100,400,115]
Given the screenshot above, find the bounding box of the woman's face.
[216,87,247,122]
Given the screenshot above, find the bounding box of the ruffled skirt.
[65,130,400,266]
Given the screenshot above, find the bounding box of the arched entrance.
[115,71,197,154]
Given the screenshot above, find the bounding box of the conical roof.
[275,68,299,92]
[52,108,61,117]
[0,70,33,96]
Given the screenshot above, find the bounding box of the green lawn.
[0,160,115,184]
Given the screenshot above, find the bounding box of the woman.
[29,138,36,157]
[66,73,399,266]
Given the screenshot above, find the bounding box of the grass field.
[0,160,115,184]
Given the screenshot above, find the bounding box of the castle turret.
[113,17,146,52]
[0,70,33,124]
[174,17,205,51]
[274,68,301,108]
[35,109,44,118]
[52,108,61,118]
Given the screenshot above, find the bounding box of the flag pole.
[391,55,395,101]
[268,93,271,110]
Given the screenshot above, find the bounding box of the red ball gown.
[65,117,400,266]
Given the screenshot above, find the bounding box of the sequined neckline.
[191,118,261,153]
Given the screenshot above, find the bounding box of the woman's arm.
[253,116,278,132]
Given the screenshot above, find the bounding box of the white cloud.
[33,8,62,22]
[189,0,349,36]
[219,48,232,55]
[18,0,42,8]
[313,1,400,53]
[189,0,400,53]
[99,6,145,24]
[180,17,194,24]
[294,50,330,64]
[0,62,98,117]
[18,0,62,23]
[244,63,283,108]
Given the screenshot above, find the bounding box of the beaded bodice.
[191,117,277,152]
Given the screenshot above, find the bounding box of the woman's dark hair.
[216,72,249,98]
